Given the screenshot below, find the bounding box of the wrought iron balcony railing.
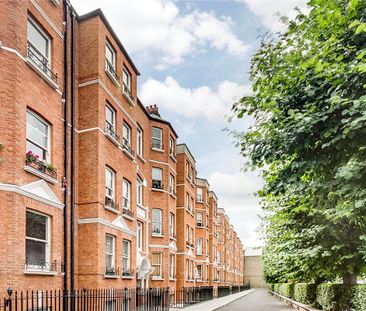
[122,207,134,218]
[27,43,58,83]
[122,139,135,156]
[105,196,119,210]
[105,59,120,82]
[25,259,57,271]
[122,83,134,102]
[105,123,120,142]
[25,157,57,180]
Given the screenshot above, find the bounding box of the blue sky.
[74,0,307,247]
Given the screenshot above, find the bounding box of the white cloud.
[73,0,249,68]
[208,170,263,247]
[243,0,309,32]
[140,76,252,121]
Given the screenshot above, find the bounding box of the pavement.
[170,289,255,311]
[215,289,294,311]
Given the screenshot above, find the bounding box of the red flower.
[26,150,33,156]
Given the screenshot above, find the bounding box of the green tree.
[234,0,366,284]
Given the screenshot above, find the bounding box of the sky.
[73,0,308,248]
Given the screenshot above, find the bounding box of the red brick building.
[0,0,244,294]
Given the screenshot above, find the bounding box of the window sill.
[151,188,164,193]
[24,270,57,276]
[105,205,119,214]
[24,165,58,184]
[105,69,121,87]
[121,275,134,279]
[152,234,164,238]
[169,192,177,199]
[169,154,177,163]
[122,91,135,106]
[104,274,119,279]
[169,236,177,241]
[50,0,60,6]
[122,214,134,221]
[151,147,164,153]
[25,58,59,90]
[122,148,135,160]
[105,132,120,147]
[152,277,164,281]
[137,154,146,163]
[169,278,176,281]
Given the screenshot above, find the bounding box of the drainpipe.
[70,9,76,297]
[62,0,69,297]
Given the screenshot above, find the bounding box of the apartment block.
[0,0,244,295]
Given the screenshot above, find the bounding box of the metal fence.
[2,285,250,311]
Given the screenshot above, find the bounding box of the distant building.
[244,247,266,288]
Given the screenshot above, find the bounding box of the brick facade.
[0,0,244,294]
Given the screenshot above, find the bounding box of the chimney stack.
[146,104,160,117]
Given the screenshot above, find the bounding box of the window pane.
[106,106,114,126]
[26,211,47,240]
[123,124,131,142]
[27,20,48,57]
[26,239,46,263]
[123,69,131,88]
[106,235,114,254]
[27,112,48,148]
[152,127,162,140]
[152,168,162,180]
[106,43,115,66]
[26,141,46,160]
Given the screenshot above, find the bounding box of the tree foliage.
[234,0,366,283]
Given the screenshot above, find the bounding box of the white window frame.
[105,41,116,70]
[105,234,115,273]
[169,137,175,156]
[197,188,203,203]
[27,17,51,69]
[196,238,202,256]
[137,126,143,157]
[152,167,163,189]
[25,210,51,270]
[152,253,162,278]
[169,174,175,194]
[105,167,115,199]
[185,259,189,279]
[190,227,193,243]
[26,110,50,162]
[122,239,131,274]
[169,212,175,238]
[122,179,131,210]
[122,67,131,90]
[152,208,162,236]
[123,122,131,147]
[196,264,202,280]
[169,254,175,279]
[137,222,143,251]
[137,176,143,206]
[185,225,189,241]
[105,104,116,134]
[197,212,203,226]
[152,127,163,150]
[185,192,189,210]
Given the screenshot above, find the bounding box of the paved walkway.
[215,289,293,311]
[171,289,255,311]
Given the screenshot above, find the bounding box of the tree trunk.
[342,273,357,285]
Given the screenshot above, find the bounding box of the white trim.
[30,0,63,38]
[78,218,136,236]
[149,160,177,175]
[0,182,63,209]
[23,270,57,276]
[24,165,58,184]
[149,244,169,249]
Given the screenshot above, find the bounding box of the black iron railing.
[122,139,135,156]
[27,43,58,83]
[25,157,57,180]
[25,259,57,272]
[105,59,120,82]
[105,196,119,210]
[105,123,120,142]
[122,207,134,218]
[122,83,134,102]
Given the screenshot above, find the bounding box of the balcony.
[105,196,119,211]
[152,180,164,191]
[105,123,120,146]
[151,141,164,151]
[122,83,134,105]
[25,259,57,273]
[25,152,57,183]
[122,139,135,158]
[196,195,204,203]
[105,59,120,86]
[122,269,134,278]
[122,207,134,219]
[26,43,58,88]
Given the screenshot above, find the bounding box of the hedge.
[278,283,294,298]
[316,284,354,311]
[268,283,275,291]
[351,285,366,311]
[294,283,316,305]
